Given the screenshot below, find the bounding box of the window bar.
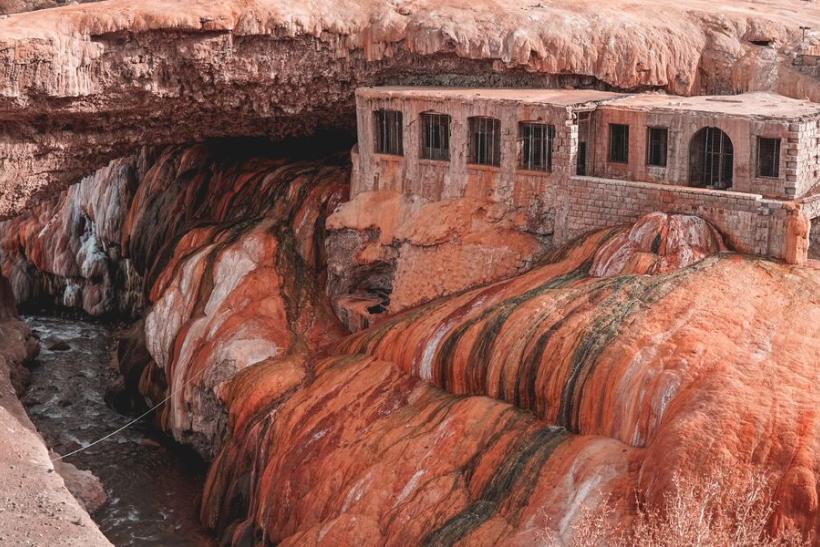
[382,110,387,154]
[757,136,761,176]
[527,127,535,169]
[394,111,399,154]
[704,128,711,186]
[484,120,495,165]
[718,129,724,187]
[430,115,434,158]
[479,118,482,164]
[433,115,437,158]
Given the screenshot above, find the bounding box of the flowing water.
[22,315,215,546]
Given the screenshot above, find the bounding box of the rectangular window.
[373,109,403,155]
[420,112,450,161]
[468,116,501,166]
[519,122,555,171]
[757,137,781,178]
[646,127,668,167]
[609,123,629,163]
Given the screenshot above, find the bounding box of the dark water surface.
[22,315,215,546]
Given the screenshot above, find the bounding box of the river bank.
[0,293,110,546]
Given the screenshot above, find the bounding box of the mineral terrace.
[0,0,817,546]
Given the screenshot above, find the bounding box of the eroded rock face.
[0,0,101,15]
[202,352,636,546]
[201,222,820,543]
[51,457,107,515]
[0,0,818,217]
[1,144,350,453]
[326,191,549,331]
[4,140,819,542]
[139,157,348,452]
[0,154,145,316]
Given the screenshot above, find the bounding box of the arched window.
[689,127,733,189]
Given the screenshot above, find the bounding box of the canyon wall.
[0,0,819,217]
[0,153,145,316]
[2,143,818,543]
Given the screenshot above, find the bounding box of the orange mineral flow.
[201,353,639,546]
[129,150,350,452]
[201,216,818,543]
[332,222,820,535]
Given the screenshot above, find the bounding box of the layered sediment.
[0,0,819,217]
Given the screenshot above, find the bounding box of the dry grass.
[541,469,812,547]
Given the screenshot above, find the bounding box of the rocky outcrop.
[0,276,110,546]
[3,139,817,543]
[326,191,549,331]
[589,212,727,277]
[201,352,636,546]
[201,223,820,543]
[0,153,145,316]
[51,457,107,515]
[138,153,348,453]
[2,143,350,451]
[0,0,818,217]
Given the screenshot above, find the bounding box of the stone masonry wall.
[353,91,596,235]
[796,117,820,196]
[590,107,814,199]
[352,90,816,263]
[556,176,806,262]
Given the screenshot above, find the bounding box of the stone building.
[352,87,820,263]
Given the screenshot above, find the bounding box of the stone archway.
[689,127,734,189]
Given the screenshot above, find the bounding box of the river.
[22,315,215,546]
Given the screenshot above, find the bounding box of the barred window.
[757,137,781,178]
[609,123,629,163]
[519,122,555,171]
[421,113,450,161]
[646,127,668,167]
[468,116,501,166]
[373,109,403,155]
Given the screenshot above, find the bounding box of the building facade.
[352,87,820,263]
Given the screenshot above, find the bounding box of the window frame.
[467,116,502,167]
[608,123,630,164]
[756,136,781,178]
[518,122,556,172]
[373,109,404,156]
[646,126,668,168]
[420,112,451,162]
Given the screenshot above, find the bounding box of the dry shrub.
[541,469,812,547]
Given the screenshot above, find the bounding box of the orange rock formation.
[2,147,818,544]
[200,218,819,543]
[0,0,819,217]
